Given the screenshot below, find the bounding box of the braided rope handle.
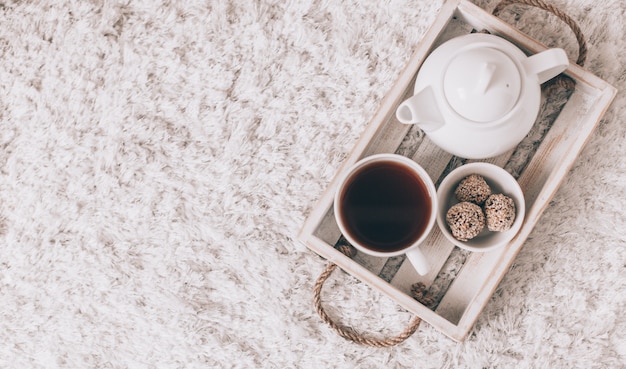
[313,245,433,347]
[313,1,587,347]
[492,0,587,67]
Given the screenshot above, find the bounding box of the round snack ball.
[446,201,485,241]
[484,194,516,232]
[454,174,491,205]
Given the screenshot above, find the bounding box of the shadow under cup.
[334,154,437,275]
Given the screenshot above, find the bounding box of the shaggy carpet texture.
[0,0,624,368]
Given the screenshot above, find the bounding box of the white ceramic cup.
[333,154,437,275]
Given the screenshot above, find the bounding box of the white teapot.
[396,33,569,159]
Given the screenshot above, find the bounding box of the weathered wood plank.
[436,246,507,324]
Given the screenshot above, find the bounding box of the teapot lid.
[443,47,521,123]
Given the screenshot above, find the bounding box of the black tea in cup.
[337,160,432,253]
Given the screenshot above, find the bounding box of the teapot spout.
[523,48,569,84]
[395,86,444,132]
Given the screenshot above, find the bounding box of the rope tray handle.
[313,245,433,347]
[492,0,587,67]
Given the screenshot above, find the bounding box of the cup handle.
[405,247,430,276]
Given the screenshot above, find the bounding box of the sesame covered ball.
[484,194,516,232]
[455,174,491,205]
[446,202,485,241]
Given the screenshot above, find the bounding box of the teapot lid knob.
[443,47,521,123]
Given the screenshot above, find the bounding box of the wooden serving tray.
[298,0,616,342]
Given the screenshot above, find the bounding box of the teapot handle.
[492,0,587,67]
[523,48,569,84]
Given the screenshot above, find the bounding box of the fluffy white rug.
[0,0,624,368]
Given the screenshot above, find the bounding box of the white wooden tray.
[298,0,616,342]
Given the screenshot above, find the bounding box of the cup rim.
[333,153,438,257]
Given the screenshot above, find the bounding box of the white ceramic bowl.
[436,162,525,252]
